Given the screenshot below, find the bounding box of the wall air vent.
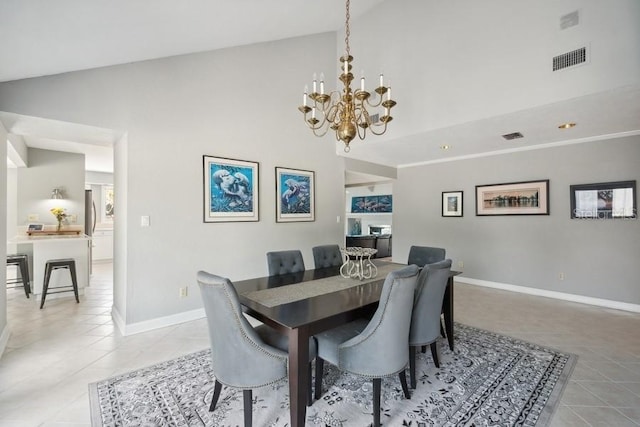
[553,47,587,71]
[502,132,524,141]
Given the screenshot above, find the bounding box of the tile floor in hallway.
[1,262,639,426]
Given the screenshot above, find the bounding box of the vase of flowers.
[50,207,67,232]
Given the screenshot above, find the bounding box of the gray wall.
[0,32,345,327]
[0,122,7,350]
[17,148,85,229]
[393,136,640,305]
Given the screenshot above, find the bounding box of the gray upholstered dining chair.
[312,244,343,268]
[313,264,419,427]
[266,250,305,275]
[197,271,316,426]
[407,245,446,267]
[408,259,452,389]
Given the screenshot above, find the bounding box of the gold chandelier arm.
[368,120,390,136]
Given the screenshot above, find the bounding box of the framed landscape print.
[203,155,259,222]
[351,195,393,213]
[570,180,636,219]
[275,167,315,222]
[476,180,549,216]
[442,191,463,217]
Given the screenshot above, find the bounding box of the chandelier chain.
[344,0,350,57]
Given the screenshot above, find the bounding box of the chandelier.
[298,0,396,152]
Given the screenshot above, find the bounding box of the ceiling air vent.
[502,132,524,141]
[553,47,586,71]
[370,113,380,124]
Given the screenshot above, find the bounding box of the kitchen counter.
[9,234,91,300]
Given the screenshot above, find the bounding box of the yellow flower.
[50,207,67,221]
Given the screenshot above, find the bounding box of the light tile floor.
[0,262,639,426]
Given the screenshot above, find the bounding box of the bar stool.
[6,254,31,298]
[40,258,79,309]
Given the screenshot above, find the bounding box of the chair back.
[409,259,452,346]
[197,271,287,388]
[338,264,419,377]
[266,250,305,275]
[312,245,344,268]
[407,245,446,267]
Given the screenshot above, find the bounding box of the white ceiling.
[2,0,639,176]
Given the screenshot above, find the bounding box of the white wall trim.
[0,324,10,358]
[457,276,640,314]
[112,306,206,336]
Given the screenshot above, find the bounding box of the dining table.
[233,260,460,427]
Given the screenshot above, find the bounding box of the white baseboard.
[0,324,10,359]
[112,306,206,336]
[457,276,640,313]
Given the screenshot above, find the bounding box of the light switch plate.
[28,214,39,221]
[141,215,150,227]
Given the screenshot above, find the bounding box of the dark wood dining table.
[233,261,460,427]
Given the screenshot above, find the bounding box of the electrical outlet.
[559,272,565,281]
[28,214,39,221]
[458,260,464,268]
[68,214,77,223]
[179,286,188,298]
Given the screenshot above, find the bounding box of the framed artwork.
[442,191,463,217]
[28,223,44,231]
[275,167,315,222]
[102,185,114,223]
[203,155,259,222]
[570,180,636,219]
[350,195,393,213]
[476,180,549,216]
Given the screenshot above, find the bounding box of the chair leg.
[399,369,411,399]
[430,341,440,368]
[19,259,30,298]
[372,378,381,427]
[243,389,252,427]
[314,358,324,400]
[69,262,79,303]
[209,380,222,411]
[307,362,313,406]
[409,346,417,389]
[440,317,446,338]
[40,263,52,309]
[421,345,427,353]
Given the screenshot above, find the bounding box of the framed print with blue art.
[275,167,315,222]
[203,155,259,222]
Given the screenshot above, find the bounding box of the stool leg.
[69,261,79,303]
[40,263,52,309]
[19,259,30,298]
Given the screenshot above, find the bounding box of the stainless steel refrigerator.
[84,189,97,274]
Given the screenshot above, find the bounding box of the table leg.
[288,326,309,427]
[443,278,454,351]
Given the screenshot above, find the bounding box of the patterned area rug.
[89,324,576,426]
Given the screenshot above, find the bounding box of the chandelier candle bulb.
[320,73,325,94]
[360,76,365,91]
[312,73,317,93]
[303,87,308,106]
[379,74,384,87]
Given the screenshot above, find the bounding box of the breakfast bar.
[9,234,91,300]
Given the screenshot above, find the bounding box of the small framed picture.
[275,167,315,222]
[442,191,463,217]
[570,180,636,219]
[28,223,44,231]
[203,155,260,223]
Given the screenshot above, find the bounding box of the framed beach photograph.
[101,185,114,223]
[570,180,636,219]
[442,191,463,217]
[275,167,315,222]
[476,180,549,216]
[203,155,259,222]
